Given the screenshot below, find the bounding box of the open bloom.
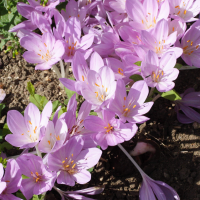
[6,102,52,149]
[17,154,57,200]
[20,32,65,70]
[141,50,179,92]
[176,19,200,68]
[109,79,153,123]
[175,88,200,124]
[169,0,200,22]
[84,110,138,150]
[126,0,169,31]
[0,160,22,200]
[47,136,102,186]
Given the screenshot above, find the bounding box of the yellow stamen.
[172,27,175,31]
[133,105,136,108]
[66,165,69,168]
[106,88,108,92]
[62,160,65,163]
[21,133,24,135]
[72,164,76,168]
[44,43,47,47]
[95,83,100,87]
[187,40,190,42]
[191,41,193,46]
[184,10,187,14]
[124,97,126,100]
[82,75,84,81]
[95,91,98,97]
[48,140,50,145]
[177,11,180,15]
[29,121,32,125]
[56,136,60,140]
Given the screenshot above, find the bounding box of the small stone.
[187,177,193,184]
[164,172,170,180]
[99,176,103,181]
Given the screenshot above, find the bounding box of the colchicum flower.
[141,50,179,92]
[175,88,200,124]
[84,110,138,150]
[20,32,65,70]
[47,136,102,186]
[0,160,22,200]
[109,79,153,123]
[6,102,52,148]
[17,153,57,200]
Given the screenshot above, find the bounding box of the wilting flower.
[139,173,180,200]
[53,185,104,200]
[176,19,200,68]
[17,153,57,200]
[84,110,138,150]
[0,160,22,200]
[0,89,6,103]
[175,88,200,124]
[6,101,52,148]
[169,0,200,22]
[109,79,153,123]
[47,136,102,186]
[20,32,65,70]
[141,50,179,92]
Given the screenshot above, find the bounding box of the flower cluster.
[1,0,200,199]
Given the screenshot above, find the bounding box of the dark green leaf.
[129,74,143,82]
[27,82,35,96]
[64,87,76,100]
[174,63,182,70]
[0,142,12,151]
[87,167,94,173]
[58,107,67,118]
[16,192,26,200]
[29,94,48,111]
[52,100,61,112]
[156,89,182,101]
[90,111,97,116]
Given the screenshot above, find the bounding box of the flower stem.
[148,87,155,98]
[117,143,145,178]
[152,94,161,102]
[65,62,70,78]
[59,60,65,78]
[35,144,42,158]
[52,64,62,78]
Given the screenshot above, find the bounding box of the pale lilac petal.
[77,101,92,122]
[73,170,91,184]
[57,170,75,186]
[40,101,52,127]
[80,34,94,50]
[23,51,43,64]
[0,182,6,194]
[20,179,35,200]
[90,52,104,72]
[156,81,175,92]
[139,181,157,200]
[84,116,106,132]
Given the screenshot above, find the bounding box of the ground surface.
[1,45,200,200]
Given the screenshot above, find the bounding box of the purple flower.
[54,185,104,200]
[20,32,65,70]
[5,101,52,149]
[38,118,68,153]
[0,160,22,200]
[169,0,200,22]
[16,154,57,200]
[126,0,169,31]
[176,19,200,68]
[109,79,153,123]
[47,136,102,186]
[175,88,200,124]
[139,173,180,200]
[141,50,179,92]
[0,89,6,103]
[84,110,138,150]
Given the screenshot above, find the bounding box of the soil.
[1,43,200,200]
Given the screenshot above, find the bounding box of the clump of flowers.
[2,0,200,199]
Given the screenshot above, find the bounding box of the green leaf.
[58,107,67,118]
[27,82,35,96]
[2,123,11,136]
[0,103,5,116]
[52,100,61,112]
[29,94,48,111]
[129,74,143,82]
[22,175,29,179]
[174,63,182,70]
[56,1,68,11]
[134,61,142,66]
[157,89,182,101]
[32,195,40,200]
[97,145,101,149]
[16,192,26,200]
[0,142,12,151]
[0,157,7,168]
[87,167,94,173]
[64,87,76,100]
[90,111,97,116]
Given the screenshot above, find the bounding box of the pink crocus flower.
[141,19,183,58]
[81,66,117,111]
[0,89,6,103]
[38,119,68,153]
[169,0,200,22]
[84,110,138,150]
[5,102,52,149]
[47,136,102,186]
[20,32,65,70]
[126,0,169,31]
[0,160,22,200]
[141,50,179,92]
[175,88,200,124]
[62,17,94,62]
[17,154,57,200]
[27,0,65,12]
[175,19,200,68]
[109,79,153,123]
